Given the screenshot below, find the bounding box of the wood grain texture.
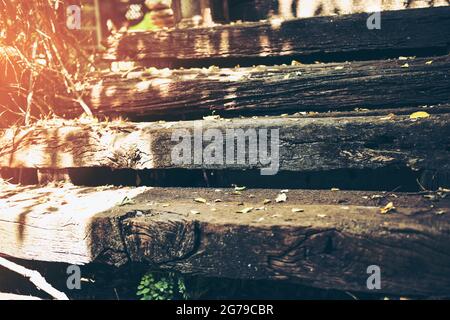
[0,114,449,172]
[60,56,450,121]
[0,185,449,296]
[104,7,450,64]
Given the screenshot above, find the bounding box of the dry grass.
[0,0,95,127]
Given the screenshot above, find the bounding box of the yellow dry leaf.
[401,63,409,68]
[292,208,304,213]
[410,111,430,119]
[263,199,272,205]
[190,210,200,215]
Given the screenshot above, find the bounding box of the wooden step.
[62,55,450,121]
[104,7,450,66]
[0,184,449,296]
[1,113,448,173]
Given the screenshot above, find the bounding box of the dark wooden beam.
[1,184,449,296]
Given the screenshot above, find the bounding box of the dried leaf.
[380,113,396,121]
[410,111,430,119]
[263,199,272,205]
[234,186,246,191]
[194,197,207,204]
[117,196,135,206]
[203,115,221,121]
[380,202,396,214]
[237,207,254,214]
[190,210,200,215]
[292,208,304,213]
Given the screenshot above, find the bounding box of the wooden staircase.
[1,5,450,298]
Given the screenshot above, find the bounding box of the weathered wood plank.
[104,7,450,65]
[0,114,449,172]
[0,292,41,300]
[0,184,449,296]
[61,56,450,121]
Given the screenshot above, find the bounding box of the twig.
[0,256,69,300]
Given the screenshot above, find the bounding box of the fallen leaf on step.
[117,196,135,206]
[263,199,272,205]
[234,186,246,191]
[190,210,200,215]
[276,193,287,203]
[237,207,254,214]
[292,208,304,213]
[380,202,396,214]
[380,113,396,121]
[203,115,221,121]
[401,63,409,68]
